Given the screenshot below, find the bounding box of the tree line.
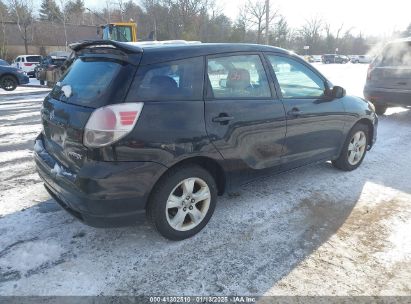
[1,0,410,59]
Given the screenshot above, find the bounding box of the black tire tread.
[332,123,369,171]
[147,164,217,240]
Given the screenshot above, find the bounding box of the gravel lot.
[0,63,410,296]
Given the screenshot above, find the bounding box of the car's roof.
[128,42,291,65]
[71,40,294,65]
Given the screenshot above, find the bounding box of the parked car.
[11,55,42,77]
[364,37,411,115]
[0,63,30,91]
[312,55,322,62]
[34,41,378,240]
[322,54,349,64]
[35,51,70,86]
[351,55,372,64]
[303,55,314,63]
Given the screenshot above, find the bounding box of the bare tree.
[244,0,277,44]
[8,0,34,54]
[0,0,8,58]
[300,16,323,53]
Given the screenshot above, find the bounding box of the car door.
[265,53,346,170]
[204,53,286,185]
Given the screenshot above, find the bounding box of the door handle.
[212,114,234,124]
[287,107,303,117]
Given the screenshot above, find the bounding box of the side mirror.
[330,86,346,99]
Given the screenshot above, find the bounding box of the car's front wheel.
[147,165,217,240]
[0,75,18,91]
[332,123,369,171]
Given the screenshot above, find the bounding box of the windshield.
[50,57,125,108]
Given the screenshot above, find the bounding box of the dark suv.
[322,54,349,64]
[364,38,411,115]
[34,41,378,240]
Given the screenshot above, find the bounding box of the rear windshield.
[26,56,42,62]
[50,57,136,108]
[51,58,67,66]
[381,42,411,66]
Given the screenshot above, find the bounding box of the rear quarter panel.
[112,100,224,166]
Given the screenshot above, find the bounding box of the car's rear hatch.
[40,41,142,172]
[369,41,411,90]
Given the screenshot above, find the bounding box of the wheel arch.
[356,118,374,147]
[0,73,19,83]
[145,156,227,208]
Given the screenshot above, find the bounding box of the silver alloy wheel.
[347,130,367,165]
[165,177,211,232]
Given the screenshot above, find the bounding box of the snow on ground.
[0,63,410,296]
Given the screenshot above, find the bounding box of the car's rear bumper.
[34,134,167,227]
[364,86,411,107]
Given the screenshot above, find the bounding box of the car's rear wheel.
[332,123,369,171]
[0,75,18,91]
[374,104,387,115]
[147,165,217,240]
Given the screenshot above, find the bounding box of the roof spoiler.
[69,40,143,53]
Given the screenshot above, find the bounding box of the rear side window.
[381,42,411,66]
[127,57,204,101]
[50,57,136,108]
[26,56,41,62]
[207,55,271,99]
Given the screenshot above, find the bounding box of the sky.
[81,0,411,37]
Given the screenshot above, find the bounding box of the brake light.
[83,103,144,148]
[24,63,33,66]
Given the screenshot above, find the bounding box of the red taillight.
[84,103,144,148]
[119,111,138,126]
[24,63,33,66]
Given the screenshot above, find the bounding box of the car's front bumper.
[18,74,30,85]
[34,134,167,227]
[364,86,411,107]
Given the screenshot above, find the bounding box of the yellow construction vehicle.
[86,9,138,42]
[99,22,137,42]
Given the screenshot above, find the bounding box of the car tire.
[332,123,369,171]
[374,104,387,115]
[0,75,18,91]
[147,165,218,240]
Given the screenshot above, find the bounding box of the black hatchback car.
[34,41,378,240]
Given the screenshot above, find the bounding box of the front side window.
[267,55,325,98]
[207,55,271,99]
[127,57,204,101]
